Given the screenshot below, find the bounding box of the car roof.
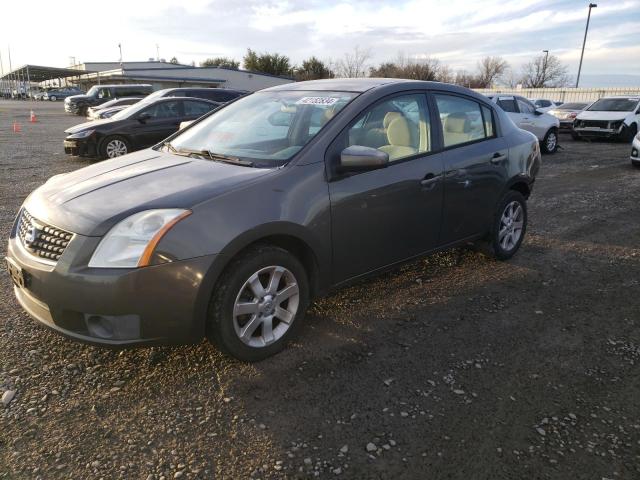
[264,78,415,93]
[145,96,220,105]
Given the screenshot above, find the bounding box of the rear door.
[434,93,509,243]
[328,92,445,283]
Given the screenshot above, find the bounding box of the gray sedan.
[6,79,541,361]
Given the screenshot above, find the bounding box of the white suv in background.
[573,96,640,142]
[485,94,560,154]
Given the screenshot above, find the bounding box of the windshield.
[557,102,588,110]
[86,86,99,97]
[587,98,639,112]
[168,90,357,166]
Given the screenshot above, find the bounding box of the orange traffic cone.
[13,121,21,133]
[30,110,37,123]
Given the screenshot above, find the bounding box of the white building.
[69,61,293,92]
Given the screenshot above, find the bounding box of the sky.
[1,0,639,86]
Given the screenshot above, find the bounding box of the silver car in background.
[547,102,590,134]
[486,94,560,154]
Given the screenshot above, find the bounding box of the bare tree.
[369,54,446,82]
[475,56,509,87]
[453,70,483,88]
[335,46,371,78]
[520,53,571,88]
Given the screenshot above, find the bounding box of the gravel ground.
[1,101,639,480]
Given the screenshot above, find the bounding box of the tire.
[49,95,57,102]
[207,245,310,362]
[99,135,130,159]
[480,190,528,261]
[621,123,637,143]
[541,128,558,154]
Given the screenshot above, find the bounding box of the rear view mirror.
[268,111,292,127]
[339,145,388,172]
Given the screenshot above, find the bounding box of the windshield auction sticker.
[296,97,339,106]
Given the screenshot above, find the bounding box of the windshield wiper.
[162,141,179,154]
[205,151,254,167]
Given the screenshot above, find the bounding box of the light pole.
[576,3,597,88]
[542,50,549,86]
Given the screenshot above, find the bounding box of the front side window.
[435,94,488,148]
[169,90,357,166]
[98,88,111,100]
[142,100,180,119]
[346,94,431,162]
[517,98,536,114]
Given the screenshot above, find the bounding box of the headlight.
[88,209,191,268]
[68,129,95,139]
[609,120,624,130]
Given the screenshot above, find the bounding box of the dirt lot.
[1,100,639,480]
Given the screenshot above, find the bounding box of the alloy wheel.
[105,139,128,158]
[233,265,300,348]
[499,201,524,252]
[546,132,557,151]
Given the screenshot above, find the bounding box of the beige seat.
[379,116,418,161]
[443,112,471,147]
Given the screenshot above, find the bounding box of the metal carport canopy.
[0,64,92,82]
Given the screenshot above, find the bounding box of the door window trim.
[431,91,500,152]
[325,90,438,181]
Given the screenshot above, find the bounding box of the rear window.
[495,97,518,113]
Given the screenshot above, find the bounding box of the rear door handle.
[491,152,507,164]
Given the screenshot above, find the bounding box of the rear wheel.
[479,190,527,261]
[207,245,310,362]
[99,135,130,159]
[49,95,57,102]
[541,128,558,154]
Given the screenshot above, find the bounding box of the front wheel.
[621,124,637,143]
[208,245,310,362]
[99,135,130,159]
[541,128,558,154]
[49,95,57,102]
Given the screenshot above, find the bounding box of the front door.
[328,93,444,283]
[132,100,183,148]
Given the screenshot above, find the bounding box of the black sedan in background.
[64,97,220,159]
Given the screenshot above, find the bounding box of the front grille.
[17,209,73,262]
[579,120,610,129]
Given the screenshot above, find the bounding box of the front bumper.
[631,138,640,164]
[6,232,218,347]
[64,136,97,157]
[64,103,80,114]
[574,125,624,138]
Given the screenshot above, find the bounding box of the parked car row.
[63,86,248,159]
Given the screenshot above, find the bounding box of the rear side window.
[184,100,216,116]
[496,97,518,113]
[434,94,488,148]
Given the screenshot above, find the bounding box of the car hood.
[66,94,91,103]
[65,118,117,134]
[24,149,276,236]
[576,111,629,121]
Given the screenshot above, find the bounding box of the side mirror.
[534,109,544,116]
[137,112,151,123]
[339,145,389,172]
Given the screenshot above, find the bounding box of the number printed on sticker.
[296,97,339,106]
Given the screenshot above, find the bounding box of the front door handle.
[491,152,507,164]
[420,173,442,189]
